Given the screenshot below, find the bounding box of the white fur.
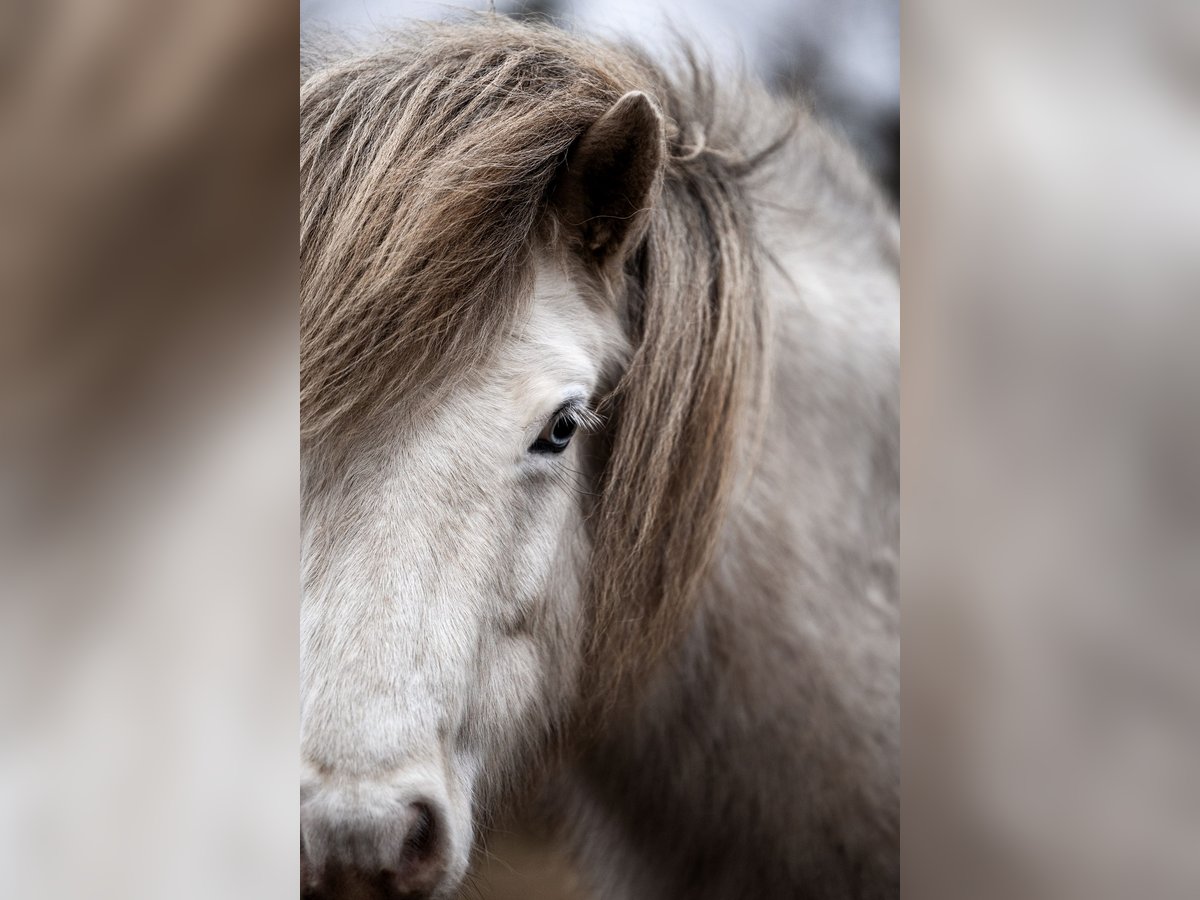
[300,258,624,890]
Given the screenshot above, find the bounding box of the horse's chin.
[299,849,470,900]
[433,848,472,900]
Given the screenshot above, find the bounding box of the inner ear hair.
[554,90,667,267]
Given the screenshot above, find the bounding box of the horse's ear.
[555,91,666,266]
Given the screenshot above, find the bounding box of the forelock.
[300,20,653,448]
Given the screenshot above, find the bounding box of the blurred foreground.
[0,3,298,899]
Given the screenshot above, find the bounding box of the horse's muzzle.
[301,782,456,899]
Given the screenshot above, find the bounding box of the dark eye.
[530,407,579,454]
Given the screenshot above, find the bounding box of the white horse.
[301,19,898,900]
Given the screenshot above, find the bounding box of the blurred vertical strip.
[905,1,1200,898]
[0,2,298,899]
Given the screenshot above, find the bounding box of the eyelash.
[559,400,601,432]
[528,399,600,455]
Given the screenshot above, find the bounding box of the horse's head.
[300,79,667,897]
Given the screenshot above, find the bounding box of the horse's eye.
[531,408,578,454]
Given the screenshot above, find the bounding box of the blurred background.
[300,0,900,202]
[905,2,1200,898]
[5,1,1200,899]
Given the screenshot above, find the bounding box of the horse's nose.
[301,793,450,899]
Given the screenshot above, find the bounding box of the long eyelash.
[558,399,603,433]
[548,475,600,519]
[549,464,600,498]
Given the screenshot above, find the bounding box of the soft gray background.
[300,0,899,201]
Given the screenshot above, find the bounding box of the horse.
[300,18,898,900]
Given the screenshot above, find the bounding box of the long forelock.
[300,20,656,448]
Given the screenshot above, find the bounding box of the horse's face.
[300,257,623,898]
[300,81,665,898]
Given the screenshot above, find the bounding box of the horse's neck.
[566,166,900,898]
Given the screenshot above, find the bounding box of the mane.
[301,17,790,709]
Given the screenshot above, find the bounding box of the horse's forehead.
[417,262,612,445]
[506,258,622,379]
[319,259,622,472]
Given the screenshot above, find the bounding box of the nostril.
[387,800,447,896]
[403,802,437,862]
